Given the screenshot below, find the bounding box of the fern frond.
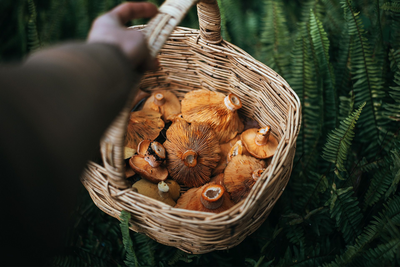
[363,238,400,265]
[382,2,400,12]
[325,195,400,266]
[119,211,138,267]
[326,185,363,244]
[322,102,365,172]
[383,49,400,122]
[261,0,291,78]
[385,150,400,198]
[27,0,40,52]
[364,160,393,207]
[309,9,338,129]
[339,92,355,121]
[341,0,385,148]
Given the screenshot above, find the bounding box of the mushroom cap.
[129,155,168,183]
[223,155,266,203]
[125,110,164,150]
[164,120,221,187]
[210,173,225,186]
[175,182,235,213]
[212,135,241,175]
[241,127,279,159]
[181,89,244,143]
[132,179,176,206]
[143,90,181,122]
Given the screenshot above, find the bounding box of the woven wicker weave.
[81,0,301,254]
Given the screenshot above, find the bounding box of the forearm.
[0,42,137,264]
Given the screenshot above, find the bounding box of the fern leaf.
[382,2,400,12]
[27,0,40,52]
[363,238,400,264]
[383,49,400,122]
[119,211,138,267]
[326,195,400,266]
[309,9,338,129]
[326,184,363,244]
[385,150,400,198]
[341,0,385,148]
[322,102,365,172]
[261,0,291,78]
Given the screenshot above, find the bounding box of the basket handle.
[144,0,222,57]
[100,0,222,189]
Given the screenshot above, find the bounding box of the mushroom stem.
[255,126,271,146]
[182,150,198,167]
[200,184,225,210]
[224,93,242,111]
[252,168,265,180]
[158,181,170,198]
[154,92,166,106]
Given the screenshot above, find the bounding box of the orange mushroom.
[175,183,235,213]
[181,89,244,143]
[223,155,267,203]
[125,110,164,150]
[143,90,181,122]
[164,120,221,187]
[241,126,279,159]
[212,135,240,175]
[132,179,180,206]
[129,140,168,183]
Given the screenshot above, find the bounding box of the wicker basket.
[81,0,301,254]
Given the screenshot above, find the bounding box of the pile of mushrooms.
[124,89,279,212]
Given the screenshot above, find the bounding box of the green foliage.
[3,0,400,266]
[120,211,139,267]
[260,0,291,78]
[322,103,365,173]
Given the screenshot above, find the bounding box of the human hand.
[88,2,158,71]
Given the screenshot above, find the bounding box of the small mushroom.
[143,90,181,122]
[132,179,180,206]
[223,155,267,203]
[175,183,234,213]
[181,89,244,143]
[227,140,251,162]
[241,126,279,159]
[125,110,164,150]
[164,120,221,187]
[129,141,168,183]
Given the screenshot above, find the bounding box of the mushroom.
[164,120,221,187]
[129,140,168,183]
[212,135,240,175]
[175,182,234,213]
[143,90,181,122]
[181,89,244,143]
[241,126,279,159]
[124,110,164,150]
[210,173,224,186]
[223,155,267,203]
[130,89,150,110]
[132,179,180,206]
[226,140,251,162]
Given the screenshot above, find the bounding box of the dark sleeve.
[0,43,138,265]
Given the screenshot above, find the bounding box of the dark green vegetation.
[2,0,400,266]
